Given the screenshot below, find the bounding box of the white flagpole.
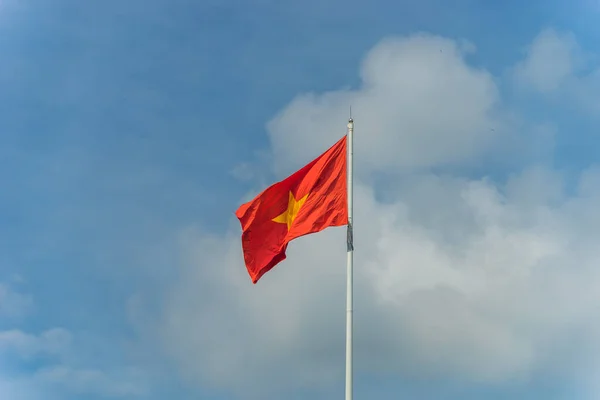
[345,117,354,400]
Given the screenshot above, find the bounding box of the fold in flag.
[235,136,348,283]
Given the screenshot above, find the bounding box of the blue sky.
[3,0,600,399]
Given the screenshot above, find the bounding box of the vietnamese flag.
[235,136,348,283]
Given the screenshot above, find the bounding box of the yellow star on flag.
[272,191,309,230]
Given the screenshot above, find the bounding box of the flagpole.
[345,117,354,400]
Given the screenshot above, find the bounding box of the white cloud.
[513,28,580,94]
[267,33,504,175]
[0,280,147,399]
[148,170,600,397]
[0,328,71,358]
[120,31,600,399]
[513,28,600,114]
[0,327,149,398]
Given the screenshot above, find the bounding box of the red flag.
[235,136,348,283]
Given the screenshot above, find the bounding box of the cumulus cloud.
[124,31,600,399]
[267,33,505,175]
[513,28,600,113]
[151,171,600,396]
[513,28,581,94]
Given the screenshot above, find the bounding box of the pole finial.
[349,106,353,123]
